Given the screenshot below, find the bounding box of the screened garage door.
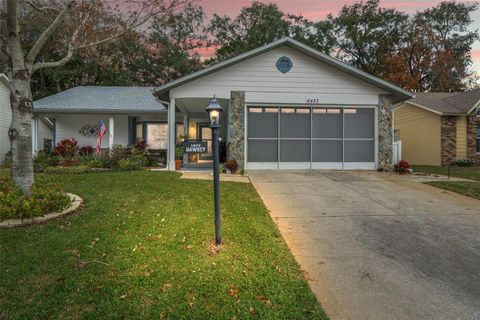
[246,106,376,170]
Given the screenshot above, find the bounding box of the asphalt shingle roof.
[33,86,166,113]
[409,88,480,114]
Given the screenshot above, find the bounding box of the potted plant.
[175,138,185,171]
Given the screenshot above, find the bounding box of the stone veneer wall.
[467,113,478,163]
[227,91,245,168]
[440,116,457,165]
[378,95,394,171]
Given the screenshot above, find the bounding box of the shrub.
[118,156,147,171]
[79,145,94,156]
[454,159,473,167]
[55,139,78,159]
[219,164,226,174]
[86,158,103,168]
[134,140,147,151]
[0,178,71,219]
[77,154,95,166]
[224,159,239,174]
[44,165,92,175]
[34,151,59,173]
[109,144,128,168]
[130,147,157,167]
[394,160,410,174]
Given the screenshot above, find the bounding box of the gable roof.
[403,88,480,115]
[33,86,166,114]
[155,37,412,103]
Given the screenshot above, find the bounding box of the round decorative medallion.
[276,56,293,73]
[79,124,100,137]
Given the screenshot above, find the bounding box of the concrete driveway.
[249,171,480,320]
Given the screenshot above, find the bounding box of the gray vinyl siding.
[0,81,11,164]
[171,46,386,105]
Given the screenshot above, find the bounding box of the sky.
[195,0,480,72]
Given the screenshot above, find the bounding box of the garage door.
[246,106,375,170]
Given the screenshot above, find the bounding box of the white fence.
[393,140,402,164]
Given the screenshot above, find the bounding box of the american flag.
[96,118,107,156]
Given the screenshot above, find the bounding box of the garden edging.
[0,193,83,228]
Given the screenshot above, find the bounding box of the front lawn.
[426,181,480,200]
[0,170,327,319]
[412,165,480,181]
[412,165,480,200]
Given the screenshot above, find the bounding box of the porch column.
[378,94,394,171]
[183,113,189,164]
[109,116,114,150]
[227,91,246,168]
[167,98,176,170]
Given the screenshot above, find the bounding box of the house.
[33,86,169,157]
[394,90,480,166]
[33,37,412,170]
[0,74,54,164]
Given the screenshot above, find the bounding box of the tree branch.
[33,13,85,72]
[26,0,58,13]
[26,0,76,65]
[75,32,125,50]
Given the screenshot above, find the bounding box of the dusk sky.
[196,0,480,72]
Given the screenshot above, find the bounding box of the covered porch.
[166,97,229,170]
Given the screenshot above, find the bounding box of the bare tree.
[0,0,187,194]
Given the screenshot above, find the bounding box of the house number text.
[306,98,320,104]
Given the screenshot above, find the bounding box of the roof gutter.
[33,108,168,114]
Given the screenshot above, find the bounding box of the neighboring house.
[34,37,411,170]
[33,86,172,155]
[0,74,11,164]
[394,90,480,166]
[0,74,54,165]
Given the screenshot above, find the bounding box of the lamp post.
[206,96,224,245]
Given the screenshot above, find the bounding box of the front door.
[198,124,212,160]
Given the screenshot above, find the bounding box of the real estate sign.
[184,141,208,153]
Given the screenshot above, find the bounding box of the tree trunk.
[9,70,34,195]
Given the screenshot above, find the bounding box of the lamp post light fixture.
[206,96,224,245]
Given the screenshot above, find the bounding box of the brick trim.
[227,91,245,168]
[467,113,478,162]
[441,116,457,166]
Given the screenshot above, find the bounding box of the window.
[394,130,400,142]
[327,109,341,114]
[136,123,144,142]
[43,139,52,153]
[147,123,167,150]
[177,123,184,139]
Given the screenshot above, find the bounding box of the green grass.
[0,170,327,320]
[425,181,480,200]
[412,165,480,200]
[412,165,480,181]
